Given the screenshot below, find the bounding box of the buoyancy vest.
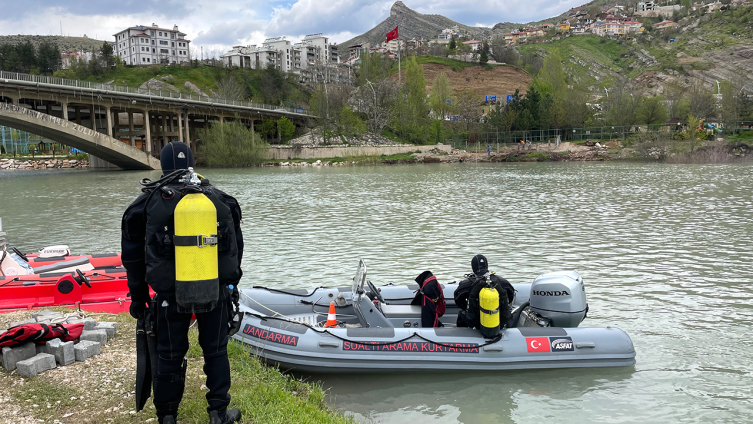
[144,181,240,313]
[0,322,85,348]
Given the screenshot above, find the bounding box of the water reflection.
[316,368,634,423]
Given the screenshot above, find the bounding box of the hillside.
[341,1,493,47]
[517,6,753,96]
[389,57,532,97]
[0,35,109,53]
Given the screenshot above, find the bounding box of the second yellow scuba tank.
[173,183,220,314]
[479,285,500,338]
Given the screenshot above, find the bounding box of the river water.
[1,162,752,423]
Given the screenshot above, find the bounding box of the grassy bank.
[0,310,350,424]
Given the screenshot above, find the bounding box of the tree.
[687,81,717,120]
[448,36,456,51]
[195,118,268,167]
[429,72,454,120]
[719,80,741,131]
[535,49,567,102]
[17,41,36,73]
[479,49,489,65]
[567,89,594,128]
[36,41,60,75]
[637,96,669,125]
[455,89,482,130]
[101,41,114,69]
[686,114,702,152]
[391,56,430,143]
[338,106,367,137]
[215,75,245,100]
[277,117,296,142]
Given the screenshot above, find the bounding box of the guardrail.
[0,70,311,117]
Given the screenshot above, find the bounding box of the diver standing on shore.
[123,142,244,424]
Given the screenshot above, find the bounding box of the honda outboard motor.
[529,271,587,327]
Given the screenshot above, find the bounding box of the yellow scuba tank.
[173,188,220,313]
[479,286,500,338]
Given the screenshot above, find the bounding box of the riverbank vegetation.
[196,118,269,167]
[0,310,350,424]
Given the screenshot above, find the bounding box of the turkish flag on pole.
[386,26,399,42]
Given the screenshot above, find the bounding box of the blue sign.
[485,95,497,103]
[669,39,675,43]
[444,99,452,105]
[506,94,513,104]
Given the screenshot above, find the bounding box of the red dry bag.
[0,322,85,348]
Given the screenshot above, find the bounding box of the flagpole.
[398,25,401,86]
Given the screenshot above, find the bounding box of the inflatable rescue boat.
[1,237,131,313]
[234,260,636,373]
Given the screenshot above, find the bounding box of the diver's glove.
[130,300,148,320]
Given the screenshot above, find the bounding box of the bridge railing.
[0,70,311,117]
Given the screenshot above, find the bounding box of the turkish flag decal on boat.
[526,337,551,353]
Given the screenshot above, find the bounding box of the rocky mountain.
[340,1,493,47]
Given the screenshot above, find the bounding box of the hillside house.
[558,22,571,31]
[503,32,528,44]
[653,20,678,30]
[571,26,588,34]
[462,40,481,50]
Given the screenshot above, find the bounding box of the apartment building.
[114,24,190,65]
[221,34,338,75]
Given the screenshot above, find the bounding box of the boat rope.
[240,290,295,321]
[251,285,331,297]
[241,309,503,349]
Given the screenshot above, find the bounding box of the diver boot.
[208,409,241,424]
[160,416,176,424]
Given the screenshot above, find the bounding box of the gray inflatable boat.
[233,260,635,373]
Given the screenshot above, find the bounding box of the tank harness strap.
[480,306,499,315]
[173,235,218,248]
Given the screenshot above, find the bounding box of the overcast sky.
[0,0,583,56]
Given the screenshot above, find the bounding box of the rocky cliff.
[340,1,493,47]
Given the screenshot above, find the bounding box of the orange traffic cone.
[325,302,337,327]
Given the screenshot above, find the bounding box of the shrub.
[195,118,269,167]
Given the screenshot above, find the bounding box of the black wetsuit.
[455,273,514,329]
[122,184,243,422]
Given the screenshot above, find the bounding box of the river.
[1,162,752,423]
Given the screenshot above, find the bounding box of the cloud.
[0,0,588,55]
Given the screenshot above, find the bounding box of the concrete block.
[94,322,117,339]
[66,317,83,325]
[82,317,97,330]
[36,343,48,355]
[2,342,37,371]
[79,330,107,346]
[33,311,63,322]
[16,353,56,377]
[46,339,75,366]
[9,318,35,328]
[74,340,101,361]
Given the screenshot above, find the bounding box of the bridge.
[0,71,312,170]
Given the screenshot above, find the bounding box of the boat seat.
[32,257,91,274]
[380,304,422,319]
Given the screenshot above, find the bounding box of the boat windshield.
[352,259,366,294]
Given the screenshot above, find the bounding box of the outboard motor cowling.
[529,271,587,327]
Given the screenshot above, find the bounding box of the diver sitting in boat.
[455,255,515,329]
[411,271,446,327]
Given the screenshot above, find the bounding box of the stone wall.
[264,144,452,160]
[0,158,89,170]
